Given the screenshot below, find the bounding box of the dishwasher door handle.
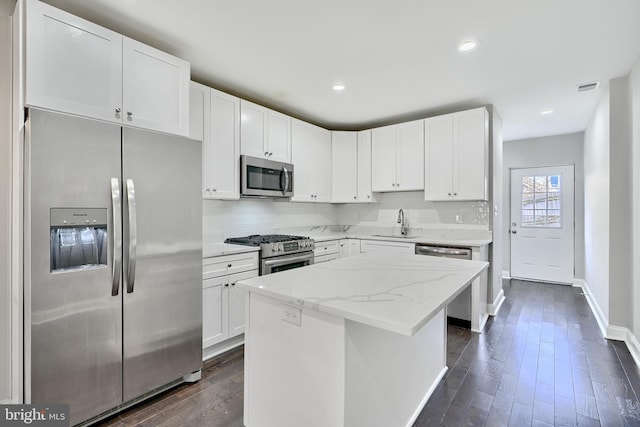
[415,245,472,258]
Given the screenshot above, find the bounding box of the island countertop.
[237,252,489,336]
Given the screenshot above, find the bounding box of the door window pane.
[521,174,562,228]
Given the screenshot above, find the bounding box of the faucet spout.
[397,209,408,235]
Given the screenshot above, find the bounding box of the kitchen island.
[237,252,489,427]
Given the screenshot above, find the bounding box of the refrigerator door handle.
[126,179,137,293]
[110,178,122,296]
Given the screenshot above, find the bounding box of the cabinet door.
[396,119,424,191]
[313,126,332,202]
[454,108,488,201]
[26,0,123,123]
[331,131,358,202]
[240,100,268,158]
[208,88,241,199]
[371,125,397,192]
[347,239,362,256]
[339,240,349,258]
[190,82,212,198]
[267,109,291,163]
[291,120,330,202]
[203,276,227,348]
[122,37,190,136]
[227,270,258,338]
[291,119,316,201]
[425,114,454,201]
[357,130,375,202]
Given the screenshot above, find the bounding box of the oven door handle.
[263,253,313,267]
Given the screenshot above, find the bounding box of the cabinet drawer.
[314,253,339,264]
[313,240,340,257]
[360,240,415,254]
[203,252,259,279]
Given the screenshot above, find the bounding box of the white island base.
[244,292,447,427]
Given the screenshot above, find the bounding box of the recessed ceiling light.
[332,83,346,92]
[540,110,554,115]
[458,40,477,52]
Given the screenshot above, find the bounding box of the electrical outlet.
[282,305,301,326]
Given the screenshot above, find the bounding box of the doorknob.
[511,230,517,234]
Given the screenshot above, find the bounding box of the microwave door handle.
[110,178,122,296]
[125,179,137,293]
[282,166,289,196]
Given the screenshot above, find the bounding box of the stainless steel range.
[225,234,315,275]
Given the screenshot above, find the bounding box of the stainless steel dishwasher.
[415,244,473,327]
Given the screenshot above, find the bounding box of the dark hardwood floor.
[99,279,640,426]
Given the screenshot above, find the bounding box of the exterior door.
[122,128,202,400]
[510,165,574,283]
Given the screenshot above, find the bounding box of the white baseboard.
[607,325,628,341]
[625,330,640,369]
[203,335,244,362]
[488,289,505,316]
[572,278,585,288]
[580,279,608,338]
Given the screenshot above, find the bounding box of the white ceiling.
[40,0,640,141]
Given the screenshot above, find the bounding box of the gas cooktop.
[225,234,315,258]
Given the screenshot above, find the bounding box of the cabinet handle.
[269,152,273,157]
[264,151,269,156]
[392,183,396,187]
[212,188,217,192]
[231,283,236,286]
[115,108,121,114]
[227,263,232,268]
[127,111,133,119]
[396,183,399,187]
[353,196,357,199]
[367,195,370,199]
[454,193,458,196]
[224,283,229,287]
[448,193,452,196]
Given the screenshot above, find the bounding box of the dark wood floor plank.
[96,279,640,427]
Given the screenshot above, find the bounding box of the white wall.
[609,77,633,328]
[583,88,610,324]
[502,132,585,277]
[489,106,504,305]
[630,60,640,338]
[0,10,11,403]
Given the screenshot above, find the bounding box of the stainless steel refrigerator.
[24,109,203,426]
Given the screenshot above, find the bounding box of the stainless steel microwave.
[240,155,294,198]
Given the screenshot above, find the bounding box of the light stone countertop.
[311,233,492,247]
[237,252,489,336]
[203,243,260,258]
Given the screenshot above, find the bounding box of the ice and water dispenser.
[50,208,108,272]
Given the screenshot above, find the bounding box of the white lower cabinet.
[202,252,258,350]
[314,240,340,263]
[360,239,415,254]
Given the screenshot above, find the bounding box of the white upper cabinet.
[331,131,358,202]
[425,107,488,201]
[291,119,331,202]
[371,119,424,192]
[122,38,190,136]
[25,0,190,136]
[240,100,291,163]
[357,130,376,203]
[26,0,123,123]
[191,82,241,200]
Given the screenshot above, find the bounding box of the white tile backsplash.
[203,192,490,244]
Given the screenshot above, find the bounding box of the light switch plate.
[282,304,302,326]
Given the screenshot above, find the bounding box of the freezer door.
[26,110,123,425]
[122,128,202,400]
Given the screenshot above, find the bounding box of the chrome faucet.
[397,208,409,236]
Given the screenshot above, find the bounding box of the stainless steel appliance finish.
[261,251,314,275]
[414,244,472,259]
[224,234,314,275]
[25,109,203,426]
[414,243,473,325]
[240,155,294,198]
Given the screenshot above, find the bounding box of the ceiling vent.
[577,81,601,92]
